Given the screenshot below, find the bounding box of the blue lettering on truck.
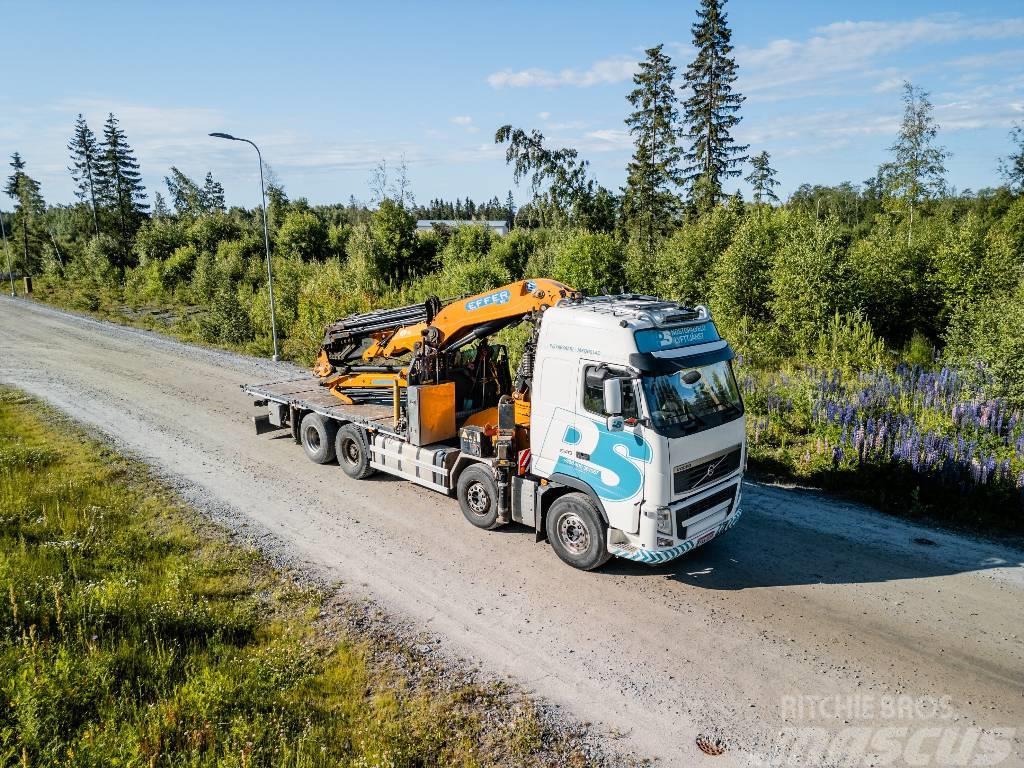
[466,289,512,311]
[634,322,719,352]
[554,418,651,501]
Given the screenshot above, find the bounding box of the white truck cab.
[529,296,745,566]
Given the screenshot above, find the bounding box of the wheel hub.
[305,427,321,451]
[557,512,590,554]
[466,482,490,515]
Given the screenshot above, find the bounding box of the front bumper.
[608,498,743,565]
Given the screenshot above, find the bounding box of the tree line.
[4,0,1024,406]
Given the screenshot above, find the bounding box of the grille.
[676,485,737,539]
[673,447,742,495]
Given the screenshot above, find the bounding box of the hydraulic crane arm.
[314,279,578,381]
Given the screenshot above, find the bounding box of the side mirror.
[603,377,622,416]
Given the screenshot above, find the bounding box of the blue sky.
[3,1,1023,209]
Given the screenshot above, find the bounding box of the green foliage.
[439,223,497,267]
[490,228,546,279]
[770,213,850,355]
[812,311,887,375]
[650,204,737,305]
[200,284,254,345]
[368,198,417,281]
[847,215,931,343]
[276,208,331,261]
[945,276,1024,404]
[545,230,624,294]
[134,216,188,264]
[710,207,782,334]
[161,244,199,293]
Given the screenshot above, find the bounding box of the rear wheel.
[300,413,336,464]
[546,493,611,571]
[335,424,376,479]
[456,464,503,530]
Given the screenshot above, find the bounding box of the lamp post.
[0,207,13,296]
[209,132,280,361]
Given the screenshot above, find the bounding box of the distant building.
[416,219,509,236]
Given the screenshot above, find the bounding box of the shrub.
[276,209,331,262]
[649,206,737,305]
[710,208,783,335]
[161,244,199,293]
[134,217,187,264]
[770,213,851,355]
[546,230,624,294]
[813,311,887,375]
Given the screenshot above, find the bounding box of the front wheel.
[545,493,611,571]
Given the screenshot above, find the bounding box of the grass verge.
[0,387,605,767]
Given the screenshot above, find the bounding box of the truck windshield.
[640,360,743,435]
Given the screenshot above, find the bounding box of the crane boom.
[313,279,579,405]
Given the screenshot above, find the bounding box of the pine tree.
[165,167,202,215]
[4,153,45,275]
[877,82,948,244]
[97,113,148,264]
[67,114,101,236]
[745,151,780,204]
[682,0,748,212]
[202,171,226,212]
[506,190,516,230]
[621,44,684,258]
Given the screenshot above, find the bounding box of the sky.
[2,0,1023,209]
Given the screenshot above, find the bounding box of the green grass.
[0,388,597,768]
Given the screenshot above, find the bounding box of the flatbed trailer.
[243,377,492,497]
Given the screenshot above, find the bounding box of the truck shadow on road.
[601,484,1024,590]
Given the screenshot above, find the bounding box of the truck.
[243,278,746,570]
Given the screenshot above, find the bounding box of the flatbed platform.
[241,377,400,434]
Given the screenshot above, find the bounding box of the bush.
[134,217,187,264]
[490,228,546,279]
[813,311,887,375]
[710,208,783,335]
[200,285,253,345]
[770,213,850,355]
[648,206,737,304]
[276,209,331,262]
[546,230,624,294]
[161,244,199,294]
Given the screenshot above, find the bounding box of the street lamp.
[209,131,280,362]
[0,207,14,296]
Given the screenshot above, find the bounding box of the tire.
[335,424,376,479]
[545,493,612,571]
[456,464,503,530]
[300,413,337,464]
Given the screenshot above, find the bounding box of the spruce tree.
[999,122,1024,193]
[621,44,684,259]
[682,0,748,211]
[67,114,102,236]
[506,190,516,230]
[745,151,780,204]
[4,153,45,275]
[202,171,226,212]
[97,113,148,264]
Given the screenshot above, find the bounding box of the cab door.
[560,361,651,534]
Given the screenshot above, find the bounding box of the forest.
[4,0,1023,529]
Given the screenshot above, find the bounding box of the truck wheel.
[456,464,502,530]
[546,493,612,571]
[300,413,337,464]
[336,424,376,479]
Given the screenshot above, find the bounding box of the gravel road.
[3,296,1022,767]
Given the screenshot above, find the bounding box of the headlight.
[656,506,672,536]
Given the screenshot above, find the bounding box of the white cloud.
[450,115,473,126]
[738,14,1024,95]
[538,111,551,121]
[487,55,637,89]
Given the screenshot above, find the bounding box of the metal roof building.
[415,220,509,236]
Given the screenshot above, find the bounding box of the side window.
[582,367,638,418]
